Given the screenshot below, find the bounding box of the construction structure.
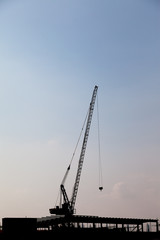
[37,215,159,233]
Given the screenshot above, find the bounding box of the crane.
[49,85,98,216]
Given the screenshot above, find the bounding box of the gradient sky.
[0,0,160,223]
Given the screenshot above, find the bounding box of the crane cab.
[49,203,73,216]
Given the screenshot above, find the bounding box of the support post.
[156,220,159,232]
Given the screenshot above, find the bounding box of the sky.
[0,0,160,223]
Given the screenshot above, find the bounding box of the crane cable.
[54,108,89,207]
[69,108,89,168]
[97,93,103,191]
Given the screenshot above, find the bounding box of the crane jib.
[70,85,98,211]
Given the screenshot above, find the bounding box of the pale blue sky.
[0,0,160,222]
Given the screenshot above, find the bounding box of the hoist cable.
[97,93,103,190]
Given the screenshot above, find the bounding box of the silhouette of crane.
[49,85,98,216]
